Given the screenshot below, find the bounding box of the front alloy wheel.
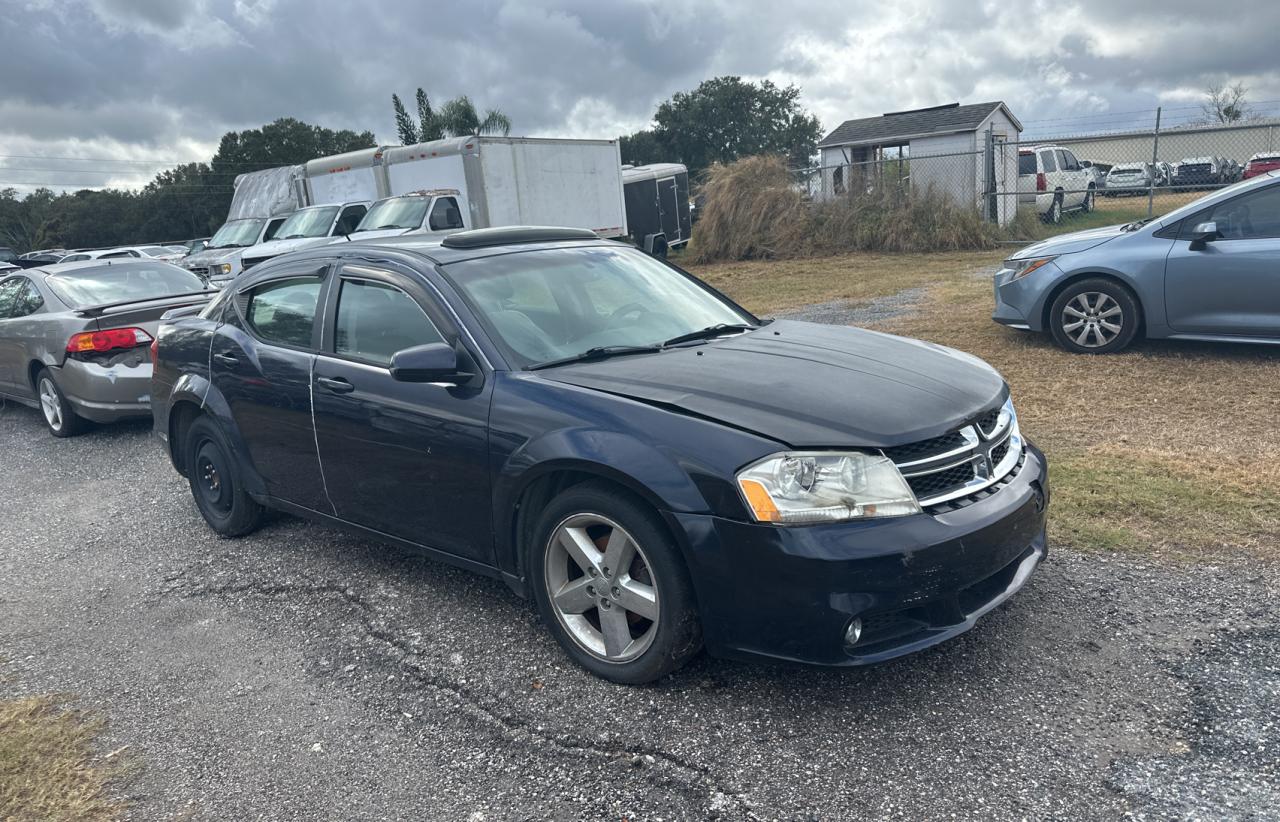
[545,514,659,662]
[531,482,701,684]
[1049,278,1139,354]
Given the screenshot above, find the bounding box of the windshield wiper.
[528,345,662,371]
[1121,218,1154,232]
[363,223,412,231]
[661,323,755,347]
[279,233,309,240]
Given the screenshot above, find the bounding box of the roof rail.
[440,226,601,250]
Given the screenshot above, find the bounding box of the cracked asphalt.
[2,397,1278,819]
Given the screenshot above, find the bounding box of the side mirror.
[389,342,467,383]
[1188,221,1219,251]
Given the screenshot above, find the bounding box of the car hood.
[244,236,331,259]
[536,320,1007,448]
[184,246,246,266]
[1010,223,1129,260]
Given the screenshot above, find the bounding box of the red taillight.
[1036,172,1047,192]
[66,327,154,354]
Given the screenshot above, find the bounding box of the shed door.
[657,176,681,242]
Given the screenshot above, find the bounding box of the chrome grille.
[886,403,1023,510]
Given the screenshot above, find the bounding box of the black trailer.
[622,163,691,258]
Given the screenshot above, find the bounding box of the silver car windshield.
[354,198,429,232]
[444,246,753,369]
[208,219,266,248]
[46,263,204,308]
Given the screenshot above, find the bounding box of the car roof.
[22,258,192,278]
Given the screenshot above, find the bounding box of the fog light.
[843,617,863,647]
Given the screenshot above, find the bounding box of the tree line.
[1,76,821,253]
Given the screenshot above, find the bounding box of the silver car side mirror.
[1188,221,1219,251]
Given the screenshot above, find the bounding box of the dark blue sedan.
[152,227,1048,683]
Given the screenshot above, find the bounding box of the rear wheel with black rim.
[530,482,701,684]
[185,416,264,536]
[35,368,85,438]
[1048,278,1140,354]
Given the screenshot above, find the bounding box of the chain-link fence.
[794,107,1280,232]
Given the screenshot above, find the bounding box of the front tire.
[36,368,85,438]
[530,482,701,684]
[1048,278,1140,354]
[185,416,264,536]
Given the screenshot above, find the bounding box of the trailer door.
[657,176,681,242]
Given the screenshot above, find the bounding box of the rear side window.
[334,279,443,365]
[1018,153,1036,175]
[0,278,43,319]
[244,278,321,348]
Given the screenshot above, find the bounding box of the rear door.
[211,262,331,510]
[311,262,493,563]
[1164,182,1280,336]
[656,176,681,243]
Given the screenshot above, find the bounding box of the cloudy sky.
[2,0,1277,194]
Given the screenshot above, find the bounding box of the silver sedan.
[0,260,211,436]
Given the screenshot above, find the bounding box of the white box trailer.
[303,146,392,206]
[362,136,626,240]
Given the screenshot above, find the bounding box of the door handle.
[316,376,355,394]
[213,352,238,366]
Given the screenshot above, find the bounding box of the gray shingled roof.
[818,102,1021,148]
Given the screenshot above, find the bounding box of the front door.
[1164,182,1280,336]
[311,263,493,563]
[657,177,681,242]
[210,264,331,510]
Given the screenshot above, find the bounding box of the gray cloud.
[2,0,1278,194]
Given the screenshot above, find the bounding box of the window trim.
[326,273,447,369]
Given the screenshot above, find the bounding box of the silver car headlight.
[737,452,920,524]
[1003,255,1058,281]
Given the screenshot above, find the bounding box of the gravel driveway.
[2,352,1277,819]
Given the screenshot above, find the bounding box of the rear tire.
[1081,185,1095,213]
[1044,194,1063,224]
[529,481,701,684]
[35,368,85,438]
[1048,278,1140,354]
[185,416,264,536]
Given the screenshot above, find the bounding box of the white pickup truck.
[1017,144,1096,223]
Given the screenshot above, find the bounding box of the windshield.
[276,206,341,239]
[443,246,754,369]
[46,262,204,308]
[208,219,267,248]
[354,197,429,232]
[139,246,170,256]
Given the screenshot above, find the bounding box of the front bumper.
[52,359,153,423]
[991,264,1059,331]
[669,443,1049,667]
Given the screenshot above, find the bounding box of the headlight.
[1003,256,1057,281]
[737,452,920,524]
[215,263,233,276]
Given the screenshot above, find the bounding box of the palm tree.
[390,89,512,144]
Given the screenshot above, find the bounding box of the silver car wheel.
[1061,292,1124,348]
[39,377,63,431]
[544,513,660,663]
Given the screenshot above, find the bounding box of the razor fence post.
[1148,107,1162,219]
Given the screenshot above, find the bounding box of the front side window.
[1040,151,1058,173]
[335,205,367,235]
[428,197,464,231]
[1188,184,1280,240]
[244,278,321,348]
[0,278,44,319]
[334,278,443,365]
[444,246,752,368]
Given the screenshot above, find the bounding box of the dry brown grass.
[691,249,1280,557]
[687,250,1007,315]
[686,155,1007,263]
[0,696,125,821]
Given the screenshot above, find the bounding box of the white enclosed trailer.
[352,136,626,240]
